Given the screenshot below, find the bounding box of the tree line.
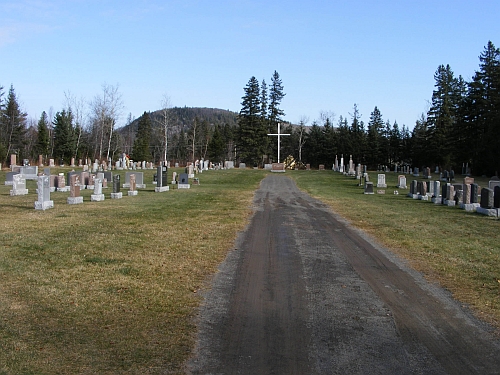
[236,42,500,175]
[1,41,498,175]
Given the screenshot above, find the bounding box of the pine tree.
[207,125,226,162]
[36,111,50,160]
[53,110,74,164]
[366,106,384,168]
[238,76,267,166]
[426,64,463,169]
[0,85,27,164]
[131,112,152,161]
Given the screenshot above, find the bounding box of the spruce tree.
[53,110,74,164]
[37,111,50,159]
[1,85,27,163]
[238,76,266,166]
[366,106,384,168]
[131,112,152,161]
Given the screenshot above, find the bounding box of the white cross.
[267,122,290,163]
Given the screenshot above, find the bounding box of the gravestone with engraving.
[471,183,479,204]
[10,174,28,196]
[5,171,19,186]
[57,173,70,192]
[377,174,387,188]
[494,186,500,209]
[319,164,325,171]
[34,175,54,210]
[445,184,456,206]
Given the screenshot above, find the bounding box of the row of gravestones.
[405,177,500,217]
[7,169,194,211]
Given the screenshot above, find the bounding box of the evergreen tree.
[0,85,27,163]
[207,125,226,162]
[268,71,286,160]
[426,64,463,168]
[238,76,267,166]
[366,106,384,168]
[36,111,50,159]
[131,111,152,161]
[53,110,74,164]
[303,122,323,167]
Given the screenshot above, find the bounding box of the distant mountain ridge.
[119,107,239,135]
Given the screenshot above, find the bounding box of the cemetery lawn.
[0,168,266,375]
[290,171,500,331]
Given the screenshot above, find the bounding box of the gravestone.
[172,171,177,184]
[319,164,325,171]
[128,174,138,196]
[178,173,190,189]
[428,180,435,197]
[188,164,195,178]
[124,172,145,189]
[413,167,419,177]
[477,188,498,216]
[306,164,311,170]
[10,174,28,196]
[103,172,112,187]
[80,171,90,188]
[57,173,70,192]
[364,182,374,194]
[340,155,344,173]
[224,161,234,169]
[489,177,500,190]
[334,156,338,171]
[271,163,285,173]
[67,174,83,204]
[463,184,471,205]
[441,184,448,204]
[264,164,272,170]
[20,166,38,180]
[479,188,495,209]
[464,176,474,185]
[111,175,122,199]
[431,181,441,203]
[446,184,456,206]
[494,186,500,209]
[377,174,387,188]
[5,171,19,186]
[471,184,479,204]
[239,163,246,169]
[91,178,105,201]
[397,175,407,189]
[155,165,169,192]
[348,155,355,176]
[10,154,17,168]
[34,175,54,210]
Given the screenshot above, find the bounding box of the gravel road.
[187,174,500,374]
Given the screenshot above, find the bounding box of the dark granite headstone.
[113,174,121,193]
[471,183,479,204]
[480,188,494,209]
[494,186,500,209]
[179,173,189,185]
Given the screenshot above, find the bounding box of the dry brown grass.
[0,168,267,375]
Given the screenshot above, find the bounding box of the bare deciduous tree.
[89,84,123,161]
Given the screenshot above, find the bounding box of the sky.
[1,0,499,130]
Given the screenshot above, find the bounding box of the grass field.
[0,167,499,374]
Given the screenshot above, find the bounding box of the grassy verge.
[290,170,500,329]
[1,168,499,374]
[0,168,267,375]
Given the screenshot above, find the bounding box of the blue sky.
[1,0,499,129]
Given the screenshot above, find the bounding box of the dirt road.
[188,174,500,374]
